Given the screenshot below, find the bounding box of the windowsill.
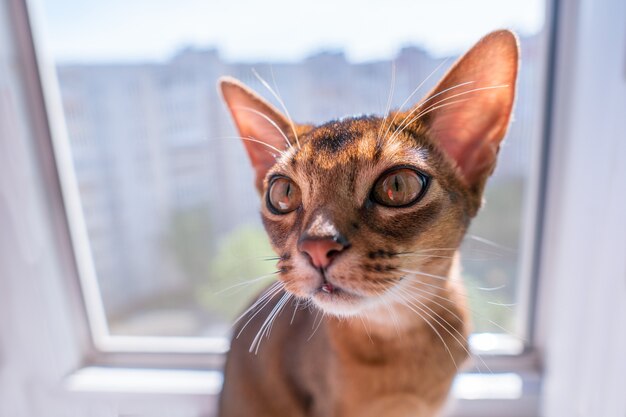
[64,366,541,417]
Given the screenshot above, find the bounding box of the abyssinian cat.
[217,30,519,417]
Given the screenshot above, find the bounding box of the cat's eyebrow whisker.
[232,105,293,149]
[396,286,490,374]
[390,99,471,142]
[387,80,475,140]
[391,84,510,142]
[381,57,450,141]
[252,68,301,149]
[377,61,397,142]
[215,271,280,295]
[205,135,286,157]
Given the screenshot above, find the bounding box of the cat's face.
[220,30,519,318]
[260,116,471,316]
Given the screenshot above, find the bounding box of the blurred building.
[56,35,539,321]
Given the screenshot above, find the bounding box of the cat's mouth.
[309,274,365,314]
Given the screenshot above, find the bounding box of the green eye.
[372,168,428,207]
[267,177,302,214]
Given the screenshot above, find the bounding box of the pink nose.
[298,238,346,269]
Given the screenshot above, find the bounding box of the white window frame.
[10,0,625,415]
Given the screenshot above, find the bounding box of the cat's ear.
[219,76,297,191]
[417,30,519,193]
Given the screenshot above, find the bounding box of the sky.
[39,0,546,64]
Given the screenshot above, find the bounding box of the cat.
[217,30,519,417]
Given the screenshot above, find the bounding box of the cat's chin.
[310,288,368,317]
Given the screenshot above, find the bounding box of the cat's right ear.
[219,77,296,192]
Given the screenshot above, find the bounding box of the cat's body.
[217,30,519,417]
[221,277,468,417]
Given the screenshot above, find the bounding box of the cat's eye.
[267,177,302,214]
[371,168,428,207]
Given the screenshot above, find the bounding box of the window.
[39,0,549,358]
[5,0,626,416]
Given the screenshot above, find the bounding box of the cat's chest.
[308,327,458,417]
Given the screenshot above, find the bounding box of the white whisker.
[387,80,475,140]
[250,291,291,354]
[235,282,283,338]
[382,57,450,141]
[393,290,459,371]
[378,61,396,141]
[215,272,278,295]
[398,286,491,373]
[232,105,292,149]
[252,68,301,148]
[307,309,325,341]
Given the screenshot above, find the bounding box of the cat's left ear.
[219,76,300,192]
[417,30,519,195]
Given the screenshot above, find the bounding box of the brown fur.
[217,30,519,417]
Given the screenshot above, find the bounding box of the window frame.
[9,0,563,414]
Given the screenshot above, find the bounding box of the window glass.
[41,0,547,344]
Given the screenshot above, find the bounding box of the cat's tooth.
[321,283,334,293]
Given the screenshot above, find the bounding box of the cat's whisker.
[235,282,284,338]
[290,298,302,325]
[250,291,292,354]
[387,80,475,140]
[403,280,522,341]
[377,61,397,141]
[360,315,374,344]
[391,84,510,141]
[215,271,279,295]
[206,134,286,157]
[254,255,282,261]
[393,290,459,372]
[465,234,515,252]
[408,284,523,341]
[402,272,507,301]
[390,99,471,142]
[252,68,301,149]
[381,57,450,141]
[311,309,321,330]
[398,268,448,281]
[399,253,503,261]
[398,244,507,260]
[400,289,493,374]
[307,310,326,341]
[266,293,292,337]
[375,289,401,337]
[251,292,291,354]
[476,284,506,292]
[232,105,293,149]
[486,301,516,309]
[396,286,490,374]
[233,281,282,324]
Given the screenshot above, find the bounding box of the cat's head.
[219,30,519,318]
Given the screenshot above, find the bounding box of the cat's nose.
[298,238,347,269]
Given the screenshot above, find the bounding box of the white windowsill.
[64,366,537,402]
